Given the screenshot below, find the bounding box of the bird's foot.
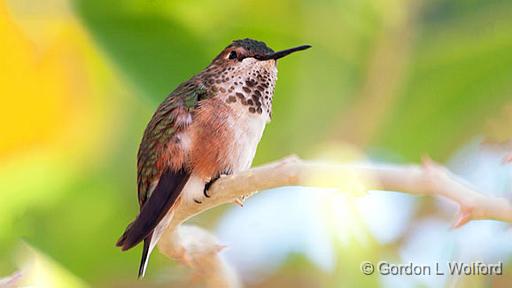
[203,178,217,198]
[192,179,216,204]
[194,171,232,204]
[193,176,218,204]
[201,170,232,200]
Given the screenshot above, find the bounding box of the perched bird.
[116,38,311,278]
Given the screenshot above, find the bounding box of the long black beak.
[255,45,311,61]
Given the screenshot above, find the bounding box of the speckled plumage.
[117,38,310,278]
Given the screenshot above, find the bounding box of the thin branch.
[158,225,240,288]
[170,155,512,228]
[158,156,512,287]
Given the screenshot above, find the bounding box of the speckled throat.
[201,58,277,120]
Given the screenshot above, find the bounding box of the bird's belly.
[226,112,267,173]
[188,100,267,180]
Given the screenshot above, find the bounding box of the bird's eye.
[228,51,238,60]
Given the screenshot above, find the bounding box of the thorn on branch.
[421,155,449,174]
[233,197,244,207]
[453,207,473,228]
[421,154,434,168]
[503,153,512,164]
[420,155,440,192]
[215,244,227,252]
[279,155,301,167]
[421,154,440,177]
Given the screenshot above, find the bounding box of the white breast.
[227,108,268,172]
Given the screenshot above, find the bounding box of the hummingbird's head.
[202,38,310,118]
[211,38,311,66]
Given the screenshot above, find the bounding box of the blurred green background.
[1,0,512,287]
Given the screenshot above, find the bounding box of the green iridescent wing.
[117,79,209,254]
[136,80,208,206]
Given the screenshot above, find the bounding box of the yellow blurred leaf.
[0,0,121,162]
[15,242,89,288]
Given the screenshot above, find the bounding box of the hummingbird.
[116,38,311,278]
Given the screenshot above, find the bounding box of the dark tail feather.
[138,234,152,279]
[116,168,190,251]
[115,222,132,247]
